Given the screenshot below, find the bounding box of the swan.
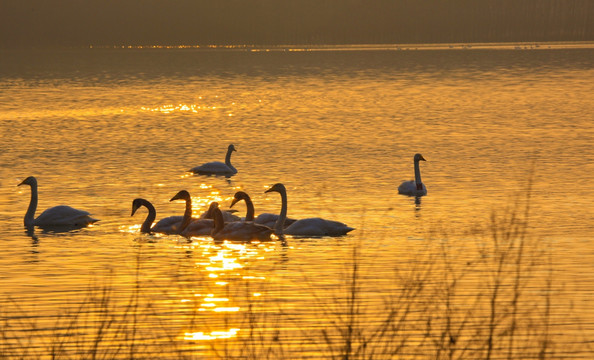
[264,183,354,237]
[130,198,159,233]
[18,176,98,228]
[230,191,297,227]
[210,202,273,241]
[130,197,187,234]
[180,202,217,237]
[189,144,238,176]
[398,153,427,196]
[140,190,194,234]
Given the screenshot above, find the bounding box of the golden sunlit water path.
[0,44,593,358]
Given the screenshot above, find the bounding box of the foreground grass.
[0,194,587,359]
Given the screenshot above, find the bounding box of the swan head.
[203,201,219,218]
[230,191,249,208]
[18,176,37,187]
[228,144,237,153]
[414,153,426,162]
[131,198,144,216]
[265,183,286,194]
[170,190,191,202]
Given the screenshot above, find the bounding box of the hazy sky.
[1,0,593,48]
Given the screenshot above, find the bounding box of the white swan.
[264,183,354,237]
[230,191,297,228]
[18,176,98,228]
[210,202,273,241]
[130,197,189,234]
[398,153,427,196]
[189,144,238,176]
[131,198,158,233]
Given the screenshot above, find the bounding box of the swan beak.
[420,155,427,161]
[230,198,239,208]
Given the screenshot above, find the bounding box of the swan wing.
[254,213,297,229]
[181,219,214,237]
[285,217,354,237]
[222,211,241,222]
[34,205,98,227]
[151,215,184,234]
[200,209,241,222]
[218,222,272,241]
[190,161,236,175]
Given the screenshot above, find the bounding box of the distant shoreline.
[3,41,594,52]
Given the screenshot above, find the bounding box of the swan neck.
[225,148,234,168]
[274,189,288,235]
[141,200,156,233]
[244,196,255,221]
[24,183,38,227]
[181,198,193,231]
[414,159,423,185]
[213,209,225,235]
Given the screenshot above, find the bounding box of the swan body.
[398,153,428,196]
[189,144,238,176]
[211,203,273,241]
[181,219,214,237]
[230,191,297,228]
[18,176,98,228]
[264,183,354,237]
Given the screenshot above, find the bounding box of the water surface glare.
[1,45,593,359]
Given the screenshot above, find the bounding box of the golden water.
[0,45,593,358]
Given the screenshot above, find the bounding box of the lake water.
[1,44,593,359]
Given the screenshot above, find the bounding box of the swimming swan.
[131,198,159,233]
[264,183,354,237]
[230,191,297,227]
[130,197,188,234]
[144,190,194,234]
[211,202,273,241]
[18,176,98,228]
[398,153,427,196]
[189,144,238,176]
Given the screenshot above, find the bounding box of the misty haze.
[1,0,593,47]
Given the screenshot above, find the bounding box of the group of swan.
[17,150,427,239]
[186,144,429,198]
[129,183,354,241]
